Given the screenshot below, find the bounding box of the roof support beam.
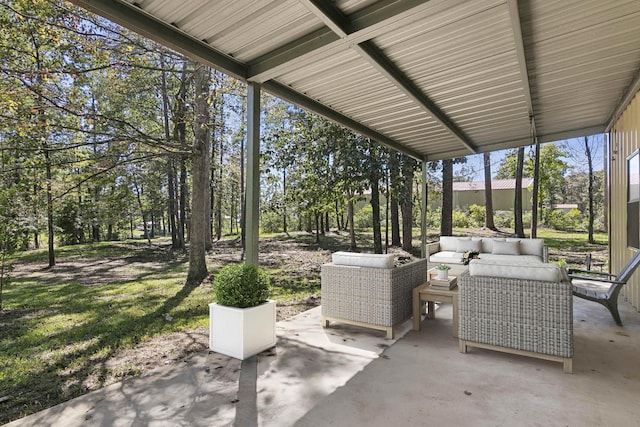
[262,81,423,161]
[248,0,435,82]
[297,0,477,154]
[354,42,476,153]
[68,0,247,80]
[507,0,537,141]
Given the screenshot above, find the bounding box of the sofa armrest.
[543,245,549,263]
[427,241,440,255]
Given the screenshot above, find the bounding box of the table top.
[416,282,458,295]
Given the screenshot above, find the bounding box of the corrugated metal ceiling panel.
[523,0,640,137]
[377,1,531,150]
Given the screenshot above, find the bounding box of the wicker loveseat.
[458,261,573,373]
[321,252,427,339]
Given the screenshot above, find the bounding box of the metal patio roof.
[70,0,640,161]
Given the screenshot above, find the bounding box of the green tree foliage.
[495,144,569,222]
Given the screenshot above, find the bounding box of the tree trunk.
[347,191,356,250]
[76,184,82,244]
[401,156,414,251]
[186,64,211,284]
[33,183,39,249]
[371,175,383,254]
[483,152,497,230]
[585,136,595,244]
[283,170,288,233]
[216,102,224,240]
[325,212,329,233]
[385,173,389,253]
[167,157,179,248]
[161,55,179,249]
[390,153,400,246]
[531,140,541,238]
[514,147,525,238]
[179,157,188,243]
[133,179,151,245]
[173,61,188,249]
[45,147,55,267]
[315,213,320,244]
[441,159,453,237]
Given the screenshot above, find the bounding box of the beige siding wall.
[611,92,640,310]
[453,189,532,211]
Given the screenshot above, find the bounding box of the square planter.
[209,300,276,360]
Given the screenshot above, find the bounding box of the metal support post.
[246,83,261,265]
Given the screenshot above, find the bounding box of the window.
[628,150,640,249]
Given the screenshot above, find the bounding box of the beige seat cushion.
[469,259,563,282]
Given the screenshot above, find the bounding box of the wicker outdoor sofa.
[458,261,574,373]
[321,252,427,339]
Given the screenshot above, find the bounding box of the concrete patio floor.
[6,296,640,427]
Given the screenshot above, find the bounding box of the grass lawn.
[0,228,607,423]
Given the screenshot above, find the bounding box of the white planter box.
[209,300,276,360]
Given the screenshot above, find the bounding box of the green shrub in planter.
[213,263,271,308]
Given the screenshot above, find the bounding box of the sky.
[453,134,607,181]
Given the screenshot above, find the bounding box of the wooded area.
[0,1,425,276]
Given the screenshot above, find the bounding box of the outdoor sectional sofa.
[428,235,548,273]
[458,260,573,373]
[321,252,427,339]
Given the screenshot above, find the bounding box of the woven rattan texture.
[458,271,573,358]
[321,259,427,327]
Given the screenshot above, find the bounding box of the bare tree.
[369,144,383,254]
[483,152,497,230]
[389,153,401,246]
[347,190,357,250]
[584,136,596,243]
[400,155,415,251]
[441,159,453,236]
[531,140,541,238]
[514,147,525,238]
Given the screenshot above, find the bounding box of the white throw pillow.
[456,238,482,253]
[492,240,520,255]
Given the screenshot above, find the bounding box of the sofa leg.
[322,317,329,328]
[386,327,394,340]
[563,358,573,374]
[459,340,467,354]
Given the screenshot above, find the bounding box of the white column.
[246,83,261,265]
